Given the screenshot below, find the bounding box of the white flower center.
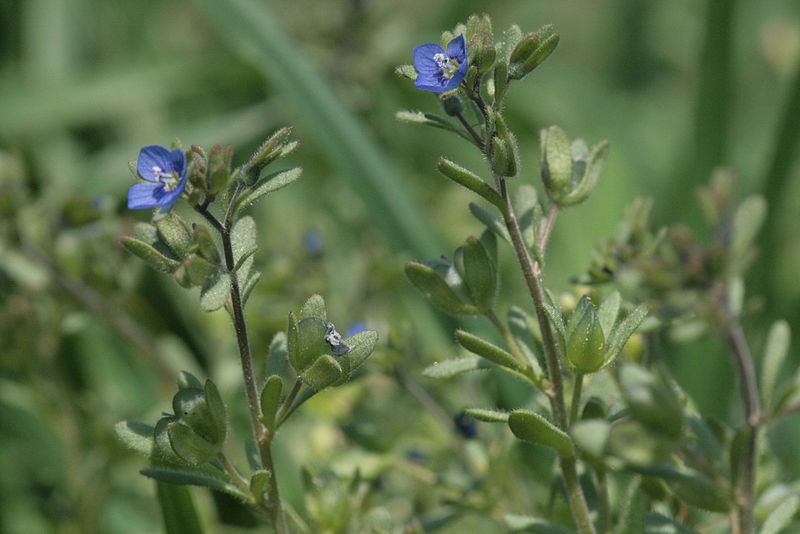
[433,52,460,80]
[151,165,179,191]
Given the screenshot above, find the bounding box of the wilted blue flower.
[345,321,366,337]
[454,411,477,438]
[413,34,468,92]
[303,228,324,257]
[128,145,187,210]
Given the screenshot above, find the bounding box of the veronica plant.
[114,129,378,533]
[397,14,798,534]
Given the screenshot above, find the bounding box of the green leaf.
[731,195,766,259]
[514,184,540,250]
[507,409,574,457]
[759,494,799,534]
[266,331,288,377]
[455,329,522,371]
[570,419,610,460]
[155,482,205,534]
[465,408,509,423]
[191,224,221,264]
[182,255,218,287]
[142,467,249,501]
[405,262,479,316]
[156,212,193,259]
[300,354,343,391]
[167,421,220,465]
[339,329,379,375]
[250,469,271,505]
[236,167,302,212]
[607,304,648,358]
[199,271,230,312]
[618,478,645,534]
[541,300,567,351]
[620,364,683,439]
[259,375,283,433]
[240,269,261,305]
[665,470,730,513]
[540,125,572,193]
[436,157,506,213]
[761,320,791,407]
[299,294,327,322]
[287,312,299,369]
[598,291,621,337]
[178,371,204,391]
[503,514,574,533]
[114,420,154,456]
[422,357,495,379]
[121,237,180,274]
[171,388,220,444]
[469,202,511,243]
[203,380,227,443]
[462,236,497,311]
[231,215,256,285]
[644,512,698,534]
[291,317,328,372]
[395,110,471,141]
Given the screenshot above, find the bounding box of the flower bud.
[565,296,607,373]
[540,125,609,207]
[490,136,517,178]
[442,95,465,116]
[207,144,232,196]
[508,25,560,80]
[155,212,192,259]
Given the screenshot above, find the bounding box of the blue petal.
[136,145,174,181]
[446,34,467,64]
[443,59,469,90]
[160,174,187,207]
[415,71,445,91]
[127,182,164,209]
[166,148,187,177]
[413,43,444,75]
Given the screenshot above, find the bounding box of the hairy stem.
[570,373,584,427]
[723,293,760,534]
[454,109,485,149]
[275,377,303,428]
[195,192,287,534]
[495,179,595,534]
[486,309,529,369]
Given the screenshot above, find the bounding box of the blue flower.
[128,145,187,210]
[413,34,468,92]
[345,321,367,337]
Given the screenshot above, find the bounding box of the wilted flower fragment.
[128,145,187,210]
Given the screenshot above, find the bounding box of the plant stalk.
[196,191,288,534]
[495,179,596,534]
[723,293,760,534]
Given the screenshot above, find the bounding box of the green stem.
[454,109,485,149]
[195,192,288,534]
[275,377,303,428]
[486,310,527,368]
[218,453,252,498]
[495,178,596,534]
[570,373,584,427]
[722,292,760,534]
[596,469,610,534]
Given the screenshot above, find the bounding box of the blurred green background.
[1,0,799,532]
